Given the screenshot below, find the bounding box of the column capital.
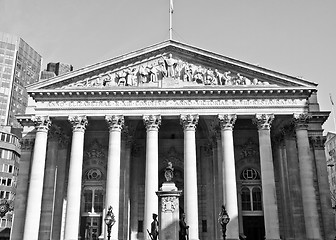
[309,135,326,150]
[32,116,51,132]
[253,114,274,130]
[180,114,199,130]
[68,115,88,132]
[105,115,124,131]
[143,115,161,130]
[293,113,311,130]
[218,114,237,130]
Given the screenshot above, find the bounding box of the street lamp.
[104,206,116,240]
[218,205,230,240]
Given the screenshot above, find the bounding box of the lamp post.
[104,206,116,240]
[218,205,230,240]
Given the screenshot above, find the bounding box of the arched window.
[241,187,251,211]
[240,168,262,212]
[252,187,262,211]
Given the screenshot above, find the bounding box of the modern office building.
[40,62,73,80]
[47,62,73,76]
[0,32,42,128]
[12,40,335,240]
[0,127,20,239]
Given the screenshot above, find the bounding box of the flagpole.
[169,0,173,40]
[330,93,336,132]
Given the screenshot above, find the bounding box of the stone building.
[12,40,334,240]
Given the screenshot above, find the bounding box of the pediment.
[27,40,317,93]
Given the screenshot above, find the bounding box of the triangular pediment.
[27,40,317,93]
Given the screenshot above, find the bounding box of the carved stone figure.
[183,64,193,82]
[179,213,189,240]
[204,68,216,85]
[175,60,184,79]
[125,67,138,86]
[147,64,158,82]
[103,72,116,87]
[194,66,204,83]
[139,65,148,83]
[214,69,224,85]
[150,213,159,240]
[117,71,127,86]
[164,162,174,182]
[223,71,232,85]
[162,53,177,78]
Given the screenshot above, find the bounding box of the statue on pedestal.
[150,213,159,240]
[179,213,189,240]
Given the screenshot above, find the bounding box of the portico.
[12,40,334,240]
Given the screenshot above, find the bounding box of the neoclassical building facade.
[12,41,334,240]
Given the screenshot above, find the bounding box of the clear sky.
[1,0,336,133]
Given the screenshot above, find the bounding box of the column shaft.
[143,115,161,238]
[294,114,322,239]
[181,114,199,240]
[64,116,87,240]
[254,114,280,240]
[219,114,239,240]
[105,115,124,240]
[23,116,51,240]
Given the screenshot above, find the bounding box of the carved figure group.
[61,53,272,89]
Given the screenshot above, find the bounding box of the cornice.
[29,87,315,101]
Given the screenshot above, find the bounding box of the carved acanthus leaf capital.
[309,136,326,150]
[253,114,274,130]
[218,114,237,130]
[293,113,311,130]
[105,115,124,131]
[32,116,51,132]
[180,114,199,130]
[68,115,88,132]
[143,115,161,130]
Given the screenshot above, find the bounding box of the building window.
[252,187,262,210]
[83,188,103,213]
[84,190,93,212]
[138,220,143,233]
[240,168,262,212]
[241,187,251,211]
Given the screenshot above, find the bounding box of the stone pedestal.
[156,182,182,240]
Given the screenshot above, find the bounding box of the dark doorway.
[243,216,265,240]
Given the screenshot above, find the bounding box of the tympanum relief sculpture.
[60,54,273,89]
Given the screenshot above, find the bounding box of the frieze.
[43,98,307,109]
[59,54,274,89]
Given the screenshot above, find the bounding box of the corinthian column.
[64,116,88,240]
[180,114,199,240]
[293,113,322,239]
[143,115,161,238]
[253,114,280,240]
[23,116,51,240]
[218,114,239,240]
[105,115,124,240]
